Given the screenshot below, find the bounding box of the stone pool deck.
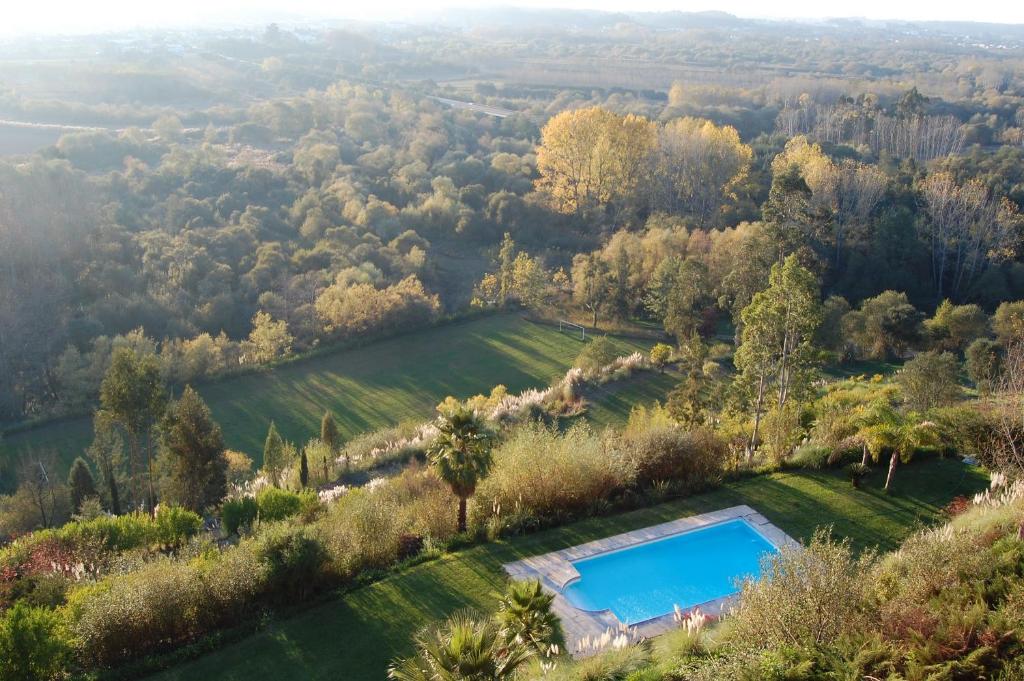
[502,505,798,656]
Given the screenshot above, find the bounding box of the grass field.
[1,315,657,477]
[580,368,682,430]
[147,458,987,681]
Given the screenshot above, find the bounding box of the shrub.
[337,422,427,471]
[0,602,71,681]
[256,487,314,523]
[386,465,458,542]
[615,426,725,490]
[760,403,805,464]
[66,544,267,668]
[321,488,405,575]
[789,443,833,470]
[727,530,873,652]
[536,640,651,681]
[846,462,870,488]
[251,523,327,602]
[58,512,156,553]
[474,423,631,528]
[965,338,1002,393]
[68,559,204,668]
[153,506,203,547]
[220,496,259,535]
[573,336,618,373]
[650,343,673,369]
[896,351,962,411]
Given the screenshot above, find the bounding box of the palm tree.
[495,579,560,653]
[427,406,494,533]
[857,402,939,492]
[388,611,532,681]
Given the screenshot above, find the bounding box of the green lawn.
[147,458,988,681]
[1,315,653,477]
[581,369,682,430]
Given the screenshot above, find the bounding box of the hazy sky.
[2,0,1022,36]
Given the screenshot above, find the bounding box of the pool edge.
[501,504,800,658]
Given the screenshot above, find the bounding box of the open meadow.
[1,315,658,477]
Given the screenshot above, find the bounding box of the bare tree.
[16,450,67,529]
[920,172,1021,302]
[986,340,1024,476]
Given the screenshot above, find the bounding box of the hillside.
[0,315,656,478]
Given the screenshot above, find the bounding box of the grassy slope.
[1,315,653,475]
[148,458,987,681]
[581,368,682,430]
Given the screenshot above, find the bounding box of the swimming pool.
[562,518,778,624]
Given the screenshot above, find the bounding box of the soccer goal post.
[558,319,586,341]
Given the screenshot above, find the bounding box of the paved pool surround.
[502,505,799,656]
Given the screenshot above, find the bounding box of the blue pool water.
[562,519,777,624]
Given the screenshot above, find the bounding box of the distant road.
[428,96,515,118]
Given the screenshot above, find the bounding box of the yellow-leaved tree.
[535,107,655,219]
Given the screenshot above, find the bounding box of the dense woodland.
[1,13,1024,427]
[4,10,1024,680]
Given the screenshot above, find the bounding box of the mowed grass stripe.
[146,459,988,681]
[1,315,652,475]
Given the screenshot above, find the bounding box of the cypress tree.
[299,448,309,488]
[263,422,285,487]
[67,457,97,512]
[320,411,339,453]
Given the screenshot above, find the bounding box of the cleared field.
[581,368,682,430]
[1,315,653,477]
[147,458,988,681]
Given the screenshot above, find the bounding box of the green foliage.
[965,337,1002,392]
[734,255,822,453]
[256,487,316,523]
[0,602,70,681]
[153,505,203,547]
[790,444,833,470]
[262,422,287,488]
[993,300,1024,344]
[299,449,309,489]
[427,406,495,533]
[573,336,619,373]
[320,410,340,455]
[616,426,726,490]
[98,346,168,511]
[495,579,559,654]
[845,462,870,488]
[895,350,962,411]
[159,386,227,512]
[388,610,532,681]
[474,422,630,530]
[842,291,923,361]
[66,544,267,668]
[220,496,259,536]
[728,530,873,652]
[925,300,989,353]
[5,316,654,480]
[538,640,652,681]
[649,343,673,368]
[140,461,987,680]
[67,457,96,512]
[251,523,327,602]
